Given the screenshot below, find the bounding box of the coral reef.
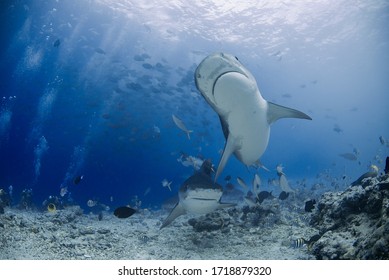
[310,175,389,259]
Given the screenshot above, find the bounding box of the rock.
[310,175,389,259]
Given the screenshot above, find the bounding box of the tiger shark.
[195,53,312,181]
[160,160,235,229]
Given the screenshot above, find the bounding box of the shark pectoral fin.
[160,202,186,229]
[267,102,312,125]
[215,135,240,182]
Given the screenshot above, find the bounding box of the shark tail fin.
[267,102,312,125]
[160,203,186,229]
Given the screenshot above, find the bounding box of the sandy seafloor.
[0,205,314,260]
[2,173,389,260]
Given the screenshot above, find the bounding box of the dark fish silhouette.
[73,175,84,185]
[94,47,106,54]
[304,199,316,212]
[53,39,60,47]
[114,206,136,218]
[224,175,231,181]
[256,191,273,204]
[278,191,289,200]
[385,156,389,174]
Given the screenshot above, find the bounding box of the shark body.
[195,53,312,181]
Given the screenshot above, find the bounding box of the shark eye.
[235,56,239,61]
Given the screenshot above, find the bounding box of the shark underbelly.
[214,72,270,165]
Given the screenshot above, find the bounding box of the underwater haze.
[1,0,388,210]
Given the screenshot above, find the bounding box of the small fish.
[98,212,103,221]
[278,191,289,200]
[153,125,161,134]
[351,165,379,186]
[333,124,342,133]
[60,186,68,197]
[172,114,193,139]
[276,164,285,176]
[252,174,261,197]
[379,136,386,145]
[224,175,231,182]
[257,191,273,204]
[73,175,84,185]
[53,39,60,47]
[161,179,172,191]
[237,177,248,191]
[385,157,389,174]
[94,47,106,54]
[291,238,307,248]
[143,186,151,196]
[87,199,97,207]
[114,206,136,218]
[338,153,357,161]
[304,199,316,212]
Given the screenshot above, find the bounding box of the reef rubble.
[310,174,389,259]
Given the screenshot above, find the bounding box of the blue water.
[1,0,388,210]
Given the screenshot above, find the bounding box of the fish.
[172,114,193,139]
[252,173,261,197]
[94,47,106,54]
[379,136,386,145]
[73,175,84,185]
[161,179,172,191]
[224,175,231,181]
[351,165,379,186]
[195,53,311,181]
[333,124,342,133]
[291,238,307,248]
[60,186,68,197]
[276,164,285,176]
[278,191,289,200]
[256,191,273,204]
[160,159,236,229]
[339,153,358,161]
[237,177,248,191]
[143,186,151,196]
[87,199,97,207]
[276,165,294,193]
[53,39,60,47]
[114,206,136,218]
[304,199,316,212]
[177,154,204,170]
[385,157,389,174]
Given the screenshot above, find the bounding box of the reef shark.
[195,53,312,181]
[160,160,235,229]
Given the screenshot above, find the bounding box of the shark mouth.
[212,71,248,97]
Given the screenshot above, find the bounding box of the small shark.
[160,160,235,229]
[195,53,312,181]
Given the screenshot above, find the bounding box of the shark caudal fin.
[267,102,312,125]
